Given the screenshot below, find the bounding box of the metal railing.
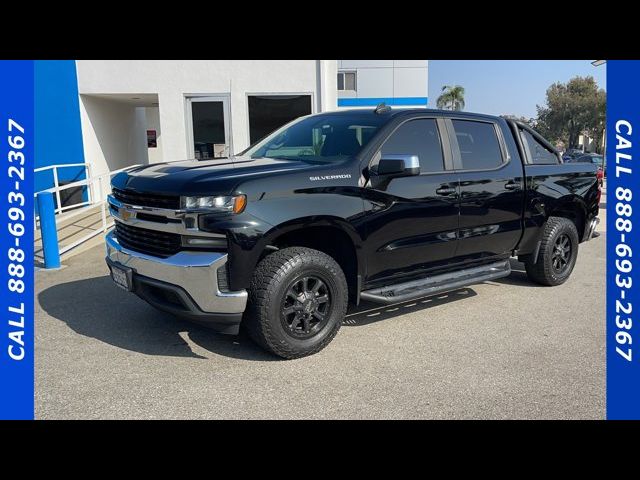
[34,163,92,215]
[35,164,141,266]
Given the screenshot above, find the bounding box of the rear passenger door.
[448,118,524,263]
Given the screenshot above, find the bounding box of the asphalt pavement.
[35,212,606,419]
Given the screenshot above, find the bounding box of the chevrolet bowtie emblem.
[119,208,134,221]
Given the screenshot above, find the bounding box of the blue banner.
[607,60,640,419]
[0,61,34,419]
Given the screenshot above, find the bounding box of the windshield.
[242,114,388,163]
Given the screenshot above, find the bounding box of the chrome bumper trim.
[105,230,247,314]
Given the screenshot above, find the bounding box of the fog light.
[182,235,227,248]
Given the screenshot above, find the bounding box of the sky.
[427,60,606,118]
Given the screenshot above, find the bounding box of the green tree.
[437,85,465,111]
[535,76,606,153]
[588,90,606,154]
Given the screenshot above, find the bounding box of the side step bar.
[360,260,511,305]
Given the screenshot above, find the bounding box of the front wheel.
[244,247,348,359]
[524,216,579,286]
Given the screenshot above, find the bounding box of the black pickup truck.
[106,107,600,358]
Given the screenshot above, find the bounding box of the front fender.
[227,215,366,291]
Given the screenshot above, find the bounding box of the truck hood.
[111,156,321,196]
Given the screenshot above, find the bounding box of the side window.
[381,119,444,173]
[451,120,503,170]
[520,129,558,165]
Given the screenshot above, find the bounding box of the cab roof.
[314,107,502,123]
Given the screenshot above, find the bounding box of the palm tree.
[436,85,466,111]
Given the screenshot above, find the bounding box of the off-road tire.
[524,216,579,286]
[244,247,348,359]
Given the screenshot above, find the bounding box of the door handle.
[436,186,457,196]
[504,181,521,191]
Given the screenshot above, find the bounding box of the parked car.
[570,153,606,187]
[563,148,585,160]
[562,148,584,163]
[574,153,606,177]
[105,108,601,358]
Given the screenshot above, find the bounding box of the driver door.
[361,117,460,287]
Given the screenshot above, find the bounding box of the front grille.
[112,188,179,210]
[114,222,181,258]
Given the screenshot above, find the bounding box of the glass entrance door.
[187,96,231,160]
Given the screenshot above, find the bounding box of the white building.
[337,60,429,107]
[75,60,337,177]
[35,60,429,195]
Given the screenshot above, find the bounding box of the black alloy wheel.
[523,216,580,286]
[281,276,332,339]
[551,234,572,274]
[244,246,348,359]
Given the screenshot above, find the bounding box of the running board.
[360,260,511,305]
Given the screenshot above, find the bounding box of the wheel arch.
[547,196,588,242]
[261,216,365,303]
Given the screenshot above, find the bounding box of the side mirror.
[374,155,420,178]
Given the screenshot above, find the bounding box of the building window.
[337,72,356,91]
[248,95,312,145]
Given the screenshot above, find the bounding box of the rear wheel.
[244,247,348,359]
[524,216,579,286]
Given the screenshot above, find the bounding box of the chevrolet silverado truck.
[105,107,600,359]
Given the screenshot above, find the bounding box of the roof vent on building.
[374,102,392,114]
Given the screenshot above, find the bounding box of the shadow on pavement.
[485,259,538,288]
[343,288,478,327]
[38,275,278,362]
[40,270,526,358]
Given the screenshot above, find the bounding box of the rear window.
[452,120,503,170]
[520,129,558,165]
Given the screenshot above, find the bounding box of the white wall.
[133,107,149,166]
[145,107,163,164]
[317,60,338,113]
[337,60,429,106]
[76,60,337,164]
[79,95,148,177]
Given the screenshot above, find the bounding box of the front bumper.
[105,230,247,334]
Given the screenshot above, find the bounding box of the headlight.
[181,195,247,213]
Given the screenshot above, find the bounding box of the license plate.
[110,263,133,291]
